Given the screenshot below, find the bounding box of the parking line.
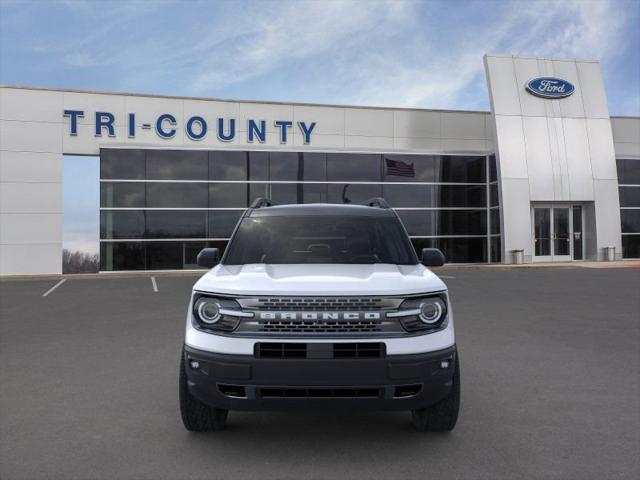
[151,276,158,292]
[439,275,456,279]
[42,279,66,297]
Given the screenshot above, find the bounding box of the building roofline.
[0,83,491,114]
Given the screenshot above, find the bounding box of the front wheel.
[179,350,228,432]
[411,354,460,432]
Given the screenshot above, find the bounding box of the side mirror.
[421,248,445,267]
[197,248,220,268]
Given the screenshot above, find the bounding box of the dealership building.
[1,54,639,275]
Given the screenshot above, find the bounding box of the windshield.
[223,215,417,265]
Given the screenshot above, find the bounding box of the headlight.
[195,298,221,324]
[192,294,253,332]
[386,294,448,332]
[418,298,446,324]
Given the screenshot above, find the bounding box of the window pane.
[210,183,247,208]
[489,154,497,182]
[327,183,382,204]
[302,153,327,181]
[383,155,486,183]
[383,155,436,182]
[146,183,208,208]
[249,183,269,205]
[490,209,501,234]
[438,156,486,183]
[302,183,328,203]
[100,211,145,239]
[621,210,640,233]
[397,210,487,236]
[270,183,299,204]
[622,235,640,258]
[209,210,243,238]
[145,210,207,238]
[100,182,145,208]
[411,237,488,263]
[327,153,381,181]
[210,150,247,180]
[100,242,145,270]
[490,183,499,206]
[146,150,208,180]
[146,242,184,270]
[617,159,640,184]
[619,187,640,207]
[382,184,486,208]
[249,152,269,181]
[490,236,501,263]
[269,152,300,181]
[100,149,145,179]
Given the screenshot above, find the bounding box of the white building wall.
[484,54,623,262]
[0,85,492,276]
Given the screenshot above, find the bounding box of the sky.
[1,0,639,254]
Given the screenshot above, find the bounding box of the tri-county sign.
[525,77,575,99]
[63,110,317,144]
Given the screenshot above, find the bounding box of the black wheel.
[411,354,460,432]
[179,350,228,432]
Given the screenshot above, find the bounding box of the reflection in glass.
[100,183,145,208]
[100,149,145,179]
[146,210,207,238]
[100,211,145,239]
[397,210,487,236]
[534,208,551,256]
[146,150,208,180]
[210,151,247,180]
[269,152,300,181]
[327,154,381,182]
[209,183,248,208]
[622,235,640,258]
[619,186,640,207]
[621,209,640,233]
[146,183,208,208]
[208,210,243,238]
[553,208,570,256]
[572,206,583,260]
[616,158,640,185]
[327,184,382,204]
[100,242,145,270]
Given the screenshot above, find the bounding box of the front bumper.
[183,344,457,411]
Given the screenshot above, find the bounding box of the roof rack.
[250,197,274,208]
[363,197,390,209]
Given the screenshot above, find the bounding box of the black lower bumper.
[183,344,457,411]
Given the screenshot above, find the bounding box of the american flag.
[385,158,415,177]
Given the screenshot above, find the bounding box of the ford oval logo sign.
[526,77,575,99]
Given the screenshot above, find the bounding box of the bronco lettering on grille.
[257,312,381,320]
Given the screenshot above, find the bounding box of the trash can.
[604,246,615,262]
[512,249,524,265]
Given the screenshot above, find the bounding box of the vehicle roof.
[247,203,396,217]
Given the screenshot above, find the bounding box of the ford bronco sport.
[179,198,460,432]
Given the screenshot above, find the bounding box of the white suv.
[179,198,459,432]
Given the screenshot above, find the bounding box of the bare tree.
[62,249,99,274]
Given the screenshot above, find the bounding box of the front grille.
[260,387,380,398]
[237,297,402,311]
[255,342,385,359]
[260,319,381,334]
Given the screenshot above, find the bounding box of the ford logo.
[526,77,575,99]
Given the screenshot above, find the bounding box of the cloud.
[1,0,637,113]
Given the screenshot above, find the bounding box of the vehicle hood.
[193,263,447,296]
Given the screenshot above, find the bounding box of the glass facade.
[617,158,640,258]
[100,149,502,270]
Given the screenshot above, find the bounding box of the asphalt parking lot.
[1,266,639,480]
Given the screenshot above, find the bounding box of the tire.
[411,354,460,432]
[179,350,228,432]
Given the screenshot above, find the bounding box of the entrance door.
[533,206,582,262]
